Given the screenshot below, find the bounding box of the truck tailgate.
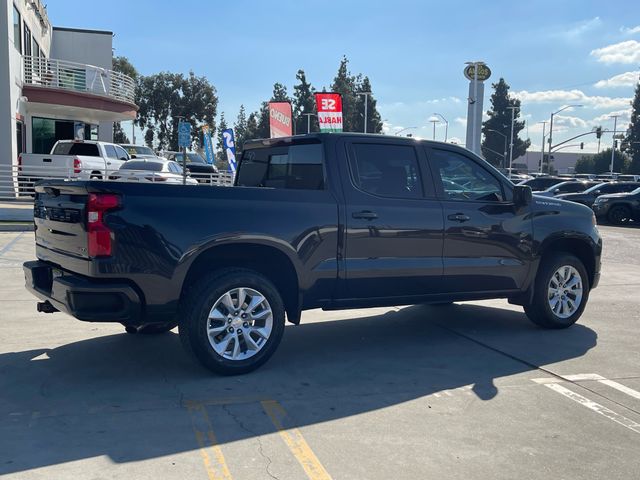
[34,182,89,260]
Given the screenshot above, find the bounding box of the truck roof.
[243,133,462,150]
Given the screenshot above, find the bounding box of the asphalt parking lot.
[1,225,639,479]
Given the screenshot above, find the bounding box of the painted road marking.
[262,400,333,480]
[543,383,640,435]
[598,379,640,401]
[537,373,640,401]
[187,404,233,480]
[0,232,24,256]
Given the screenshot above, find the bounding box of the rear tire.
[524,253,590,329]
[179,269,285,375]
[607,205,631,225]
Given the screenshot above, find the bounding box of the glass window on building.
[23,24,31,56]
[13,5,21,53]
[32,117,100,154]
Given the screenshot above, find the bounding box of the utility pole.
[547,104,583,175]
[303,113,316,134]
[430,119,439,140]
[610,115,619,174]
[433,113,448,142]
[539,121,547,173]
[507,106,517,176]
[357,92,371,133]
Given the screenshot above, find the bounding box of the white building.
[514,151,595,174]
[1,0,137,171]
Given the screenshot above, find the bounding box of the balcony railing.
[22,55,137,105]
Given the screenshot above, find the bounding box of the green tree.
[579,148,630,174]
[353,76,383,133]
[245,112,259,144]
[293,69,317,134]
[234,105,248,151]
[624,79,640,173]
[137,71,217,151]
[574,155,595,174]
[144,128,154,148]
[216,112,228,162]
[111,55,138,144]
[331,56,359,131]
[482,78,531,168]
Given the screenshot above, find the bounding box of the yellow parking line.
[188,404,233,480]
[261,400,333,480]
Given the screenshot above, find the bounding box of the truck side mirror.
[513,185,532,206]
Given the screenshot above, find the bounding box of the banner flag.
[315,93,343,133]
[222,128,237,173]
[268,102,293,138]
[202,126,214,165]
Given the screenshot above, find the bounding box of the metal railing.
[0,165,234,201]
[22,55,137,104]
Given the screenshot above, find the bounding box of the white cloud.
[512,89,631,109]
[562,17,601,39]
[590,109,632,126]
[553,115,589,129]
[447,136,463,145]
[424,96,462,104]
[454,117,466,126]
[620,25,640,35]
[590,40,640,64]
[594,71,639,88]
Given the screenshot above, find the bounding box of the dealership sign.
[315,93,343,133]
[268,102,293,138]
[222,128,237,173]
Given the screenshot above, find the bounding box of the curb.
[0,223,34,232]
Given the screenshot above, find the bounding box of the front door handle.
[352,210,378,220]
[447,213,470,222]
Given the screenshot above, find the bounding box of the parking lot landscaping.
[1,224,639,480]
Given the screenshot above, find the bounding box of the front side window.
[349,143,423,199]
[104,145,118,159]
[236,143,324,190]
[431,149,504,202]
[114,145,130,160]
[13,5,21,52]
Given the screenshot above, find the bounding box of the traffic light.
[614,140,618,149]
[580,142,584,150]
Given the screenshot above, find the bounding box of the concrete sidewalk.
[0,201,33,231]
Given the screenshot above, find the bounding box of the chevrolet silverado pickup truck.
[23,134,602,375]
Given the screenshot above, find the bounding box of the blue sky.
[48,0,640,154]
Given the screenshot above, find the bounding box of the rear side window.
[348,143,423,199]
[236,144,324,190]
[53,142,100,156]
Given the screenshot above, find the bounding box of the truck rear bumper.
[23,260,142,323]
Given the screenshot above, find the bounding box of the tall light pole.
[486,129,508,169]
[433,113,448,141]
[538,121,547,173]
[429,118,439,140]
[303,113,316,134]
[507,106,518,176]
[465,61,486,154]
[610,114,619,174]
[548,104,583,159]
[357,91,371,133]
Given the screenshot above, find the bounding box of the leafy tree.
[331,56,359,131]
[144,128,154,148]
[623,78,640,174]
[482,78,530,168]
[353,76,383,133]
[111,55,138,144]
[234,105,248,151]
[137,71,217,151]
[575,149,629,174]
[216,112,228,162]
[293,69,317,134]
[245,112,259,144]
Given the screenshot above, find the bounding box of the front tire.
[524,253,590,329]
[179,269,285,375]
[607,205,631,225]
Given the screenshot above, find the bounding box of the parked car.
[616,174,640,182]
[574,173,596,181]
[166,151,219,183]
[518,176,563,191]
[120,144,162,160]
[592,187,640,225]
[535,180,600,197]
[595,173,620,182]
[557,182,640,207]
[109,159,198,185]
[24,134,602,375]
[19,140,130,186]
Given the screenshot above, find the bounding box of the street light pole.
[486,129,507,169]
[610,115,619,174]
[433,113,448,142]
[538,121,547,173]
[357,92,372,133]
[547,104,583,165]
[507,106,517,176]
[430,119,439,140]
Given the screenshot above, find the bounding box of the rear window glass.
[125,146,154,156]
[236,144,324,190]
[120,161,164,171]
[53,142,100,156]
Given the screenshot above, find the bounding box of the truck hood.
[595,192,635,200]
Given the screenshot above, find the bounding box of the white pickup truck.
[19,140,132,185]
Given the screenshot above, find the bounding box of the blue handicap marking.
[178,121,192,148]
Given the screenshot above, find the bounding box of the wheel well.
[542,238,596,288]
[181,244,301,323]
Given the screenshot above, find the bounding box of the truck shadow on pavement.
[0,303,597,475]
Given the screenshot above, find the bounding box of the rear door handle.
[352,210,378,220]
[447,213,470,222]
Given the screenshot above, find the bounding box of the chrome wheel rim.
[547,266,583,319]
[207,287,273,361]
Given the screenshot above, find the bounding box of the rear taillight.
[73,157,82,174]
[87,193,120,257]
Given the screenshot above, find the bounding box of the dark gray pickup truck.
[24,134,602,374]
